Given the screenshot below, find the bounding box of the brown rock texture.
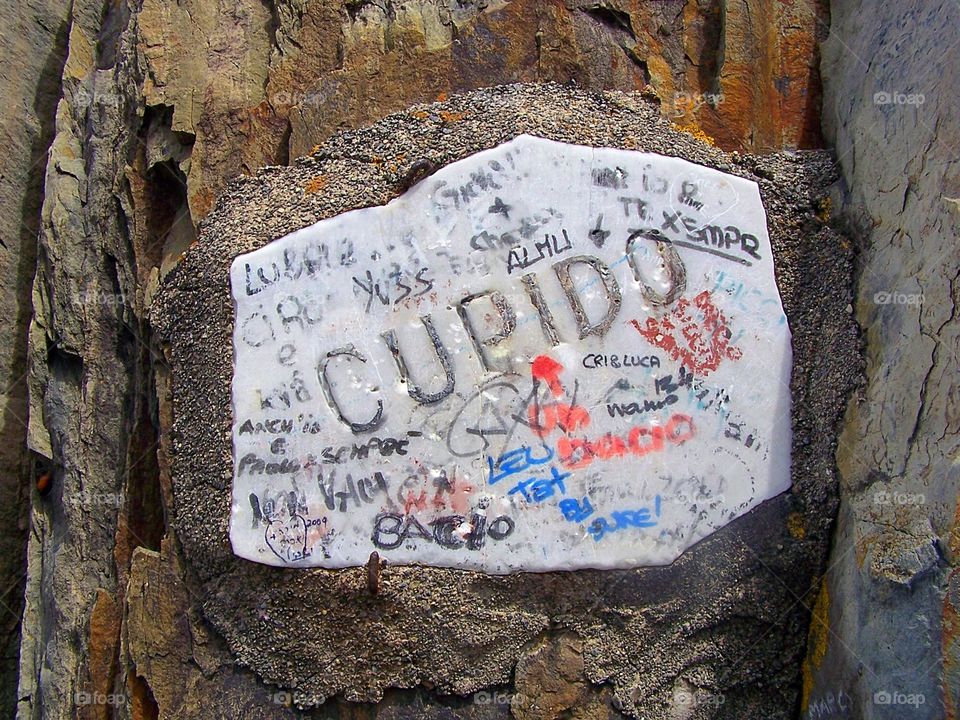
[511,632,612,719]
[123,538,308,719]
[122,0,830,231]
[0,0,936,720]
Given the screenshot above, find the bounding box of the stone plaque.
[230,134,791,572]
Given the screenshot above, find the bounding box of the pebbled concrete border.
[153,83,860,717]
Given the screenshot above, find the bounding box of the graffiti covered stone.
[230,134,792,572]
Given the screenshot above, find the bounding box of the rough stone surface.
[127,0,830,226]
[124,538,308,719]
[0,0,859,717]
[17,2,167,718]
[154,84,859,717]
[511,632,606,719]
[280,0,828,158]
[805,1,960,719]
[0,1,70,715]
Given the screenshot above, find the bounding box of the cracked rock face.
[133,0,829,225]
[805,2,960,718]
[6,0,958,716]
[154,84,858,716]
[4,0,868,717]
[0,0,71,714]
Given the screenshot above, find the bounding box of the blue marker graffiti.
[507,465,570,503]
[491,444,658,536]
[559,496,594,522]
[487,444,553,485]
[587,496,662,541]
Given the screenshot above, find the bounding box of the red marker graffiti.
[557,413,695,469]
[528,355,695,470]
[631,290,742,376]
[531,354,565,397]
[529,402,591,437]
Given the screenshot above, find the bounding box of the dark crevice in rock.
[146,159,197,271]
[135,106,197,274]
[129,671,161,720]
[278,118,293,167]
[121,333,166,555]
[142,104,196,169]
[577,4,650,84]
[580,4,635,39]
[623,48,651,84]
[345,0,386,24]
[47,344,84,387]
[261,0,281,59]
[96,0,131,70]
[695,0,724,96]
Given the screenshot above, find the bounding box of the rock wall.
[0,0,71,715]
[806,1,960,719]
[7,0,934,719]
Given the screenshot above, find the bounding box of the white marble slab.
[229,135,792,572]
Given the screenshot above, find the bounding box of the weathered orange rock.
[130,0,827,229]
[512,632,590,720]
[124,538,305,719]
[79,590,120,720]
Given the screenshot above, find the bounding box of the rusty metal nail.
[367,551,381,595]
